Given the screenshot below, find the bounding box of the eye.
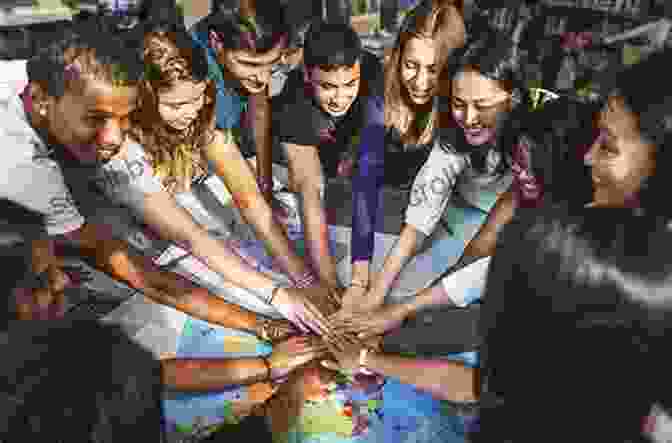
[87,116,107,126]
[404,61,417,70]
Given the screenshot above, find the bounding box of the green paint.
[294,239,306,258]
[183,318,194,337]
[218,401,240,424]
[367,399,381,411]
[297,398,354,438]
[175,423,193,434]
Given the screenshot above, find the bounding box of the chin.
[242,83,267,95]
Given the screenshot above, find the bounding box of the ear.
[27,82,55,116]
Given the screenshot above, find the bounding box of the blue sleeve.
[190,29,244,130]
[351,95,385,263]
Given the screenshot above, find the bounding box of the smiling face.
[584,95,656,207]
[400,37,440,105]
[34,78,138,164]
[157,80,207,131]
[308,62,361,117]
[451,68,512,146]
[219,47,282,94]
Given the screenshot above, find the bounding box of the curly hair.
[384,0,465,147]
[131,28,217,193]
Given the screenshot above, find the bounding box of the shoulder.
[0,97,47,167]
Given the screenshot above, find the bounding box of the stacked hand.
[331,302,411,339]
[255,317,297,343]
[338,285,385,315]
[271,286,347,350]
[267,336,328,380]
[319,334,383,375]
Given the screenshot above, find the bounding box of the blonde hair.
[132,31,217,193]
[384,0,465,146]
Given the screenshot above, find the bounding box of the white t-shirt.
[405,137,513,236]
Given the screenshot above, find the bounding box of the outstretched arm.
[283,142,341,291]
[205,130,314,284]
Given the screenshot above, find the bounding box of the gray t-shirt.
[405,137,513,237]
[0,93,165,243]
[0,94,84,236]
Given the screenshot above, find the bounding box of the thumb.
[320,360,341,372]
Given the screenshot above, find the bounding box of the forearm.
[458,188,517,268]
[367,353,477,402]
[162,358,269,391]
[71,224,272,324]
[239,198,312,282]
[370,224,424,297]
[300,188,340,288]
[251,91,273,200]
[351,260,371,285]
[138,193,277,292]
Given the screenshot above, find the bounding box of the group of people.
[2,0,672,441]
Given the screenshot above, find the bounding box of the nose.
[584,138,600,166]
[464,105,479,127]
[413,69,430,92]
[97,120,123,148]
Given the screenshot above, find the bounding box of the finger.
[320,360,341,372]
[34,287,53,311]
[49,266,69,293]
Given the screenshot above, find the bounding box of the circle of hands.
[260,282,411,380]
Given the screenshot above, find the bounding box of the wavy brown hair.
[384,0,465,146]
[131,30,217,193]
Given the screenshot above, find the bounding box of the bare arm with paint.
[283,141,341,291]
[163,336,327,391]
[65,222,294,337]
[455,186,516,270]
[250,90,274,202]
[205,130,314,283]
[323,340,477,403]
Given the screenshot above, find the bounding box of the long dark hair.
[518,96,598,207]
[476,204,672,442]
[603,48,672,219]
[444,23,528,173]
[0,320,165,442]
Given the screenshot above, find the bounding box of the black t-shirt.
[273,50,383,178]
